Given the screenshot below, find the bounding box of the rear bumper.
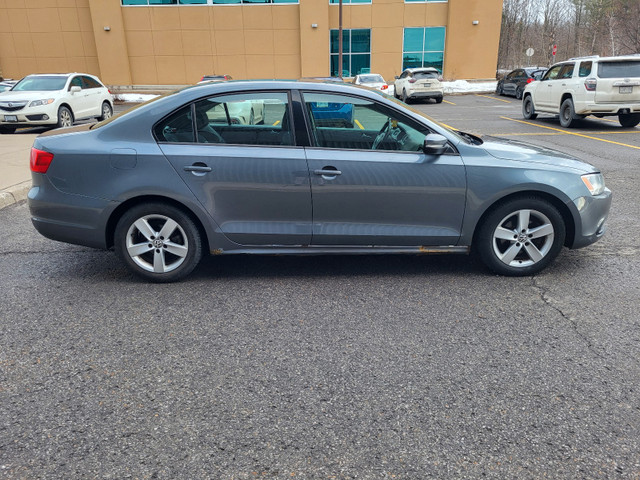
[28,175,117,249]
[575,102,640,115]
[409,90,444,99]
[570,188,612,249]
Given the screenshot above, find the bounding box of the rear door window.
[598,61,640,78]
[579,61,592,77]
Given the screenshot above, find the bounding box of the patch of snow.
[442,80,497,94]
[114,93,159,103]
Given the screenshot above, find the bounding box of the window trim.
[153,89,299,148]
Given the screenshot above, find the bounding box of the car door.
[157,91,312,246]
[536,65,563,109]
[66,75,91,119]
[504,70,519,96]
[395,71,408,96]
[548,63,575,110]
[301,91,466,246]
[81,76,104,117]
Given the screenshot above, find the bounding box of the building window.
[329,0,371,4]
[402,27,445,72]
[122,0,298,5]
[404,0,447,3]
[330,29,371,77]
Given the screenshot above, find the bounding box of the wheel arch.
[471,190,576,249]
[105,195,210,251]
[58,103,74,118]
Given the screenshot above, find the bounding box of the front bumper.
[0,104,59,127]
[570,188,612,249]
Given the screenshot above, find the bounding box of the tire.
[402,89,409,103]
[57,106,73,129]
[114,203,203,282]
[619,113,640,128]
[496,84,503,95]
[559,98,577,128]
[475,197,565,276]
[435,96,443,104]
[522,96,537,120]
[99,102,113,121]
[0,126,16,134]
[515,87,523,100]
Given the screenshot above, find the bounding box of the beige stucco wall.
[0,0,502,86]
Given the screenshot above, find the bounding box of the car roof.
[404,67,439,73]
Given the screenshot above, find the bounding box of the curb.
[0,181,31,210]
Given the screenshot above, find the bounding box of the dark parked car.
[29,80,611,282]
[496,68,547,99]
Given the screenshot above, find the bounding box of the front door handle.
[184,165,212,173]
[314,168,342,176]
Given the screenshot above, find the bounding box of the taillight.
[527,78,534,84]
[584,78,597,91]
[409,78,416,83]
[30,148,54,174]
[200,76,205,82]
[381,84,388,89]
[437,76,443,81]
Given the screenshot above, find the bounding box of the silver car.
[28,81,611,282]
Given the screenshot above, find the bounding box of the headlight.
[29,98,55,107]
[581,173,605,196]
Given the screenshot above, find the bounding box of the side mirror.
[70,86,81,93]
[423,133,449,155]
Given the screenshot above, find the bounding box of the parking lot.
[1,94,639,478]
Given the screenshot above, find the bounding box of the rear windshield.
[359,74,385,83]
[598,61,640,78]
[413,72,438,79]
[12,76,68,91]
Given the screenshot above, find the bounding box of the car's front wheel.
[515,87,523,100]
[522,96,537,120]
[619,113,640,128]
[57,106,73,128]
[99,102,113,121]
[475,197,565,276]
[114,203,203,282]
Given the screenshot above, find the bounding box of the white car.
[353,73,395,97]
[0,73,113,134]
[394,67,444,104]
[522,55,640,128]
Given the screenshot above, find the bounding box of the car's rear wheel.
[435,96,443,104]
[57,106,73,128]
[522,96,537,120]
[0,126,16,134]
[402,89,409,103]
[619,113,640,128]
[559,98,577,128]
[99,102,112,121]
[115,203,203,282]
[496,84,503,95]
[515,87,523,100]
[475,197,565,276]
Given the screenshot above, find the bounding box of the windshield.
[359,74,385,83]
[12,76,68,91]
[598,60,640,78]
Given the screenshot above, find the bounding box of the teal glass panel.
[350,54,370,76]
[122,0,148,4]
[149,0,176,3]
[423,51,444,72]
[330,30,350,54]
[402,53,422,70]
[180,0,207,3]
[424,27,445,51]
[211,0,241,3]
[350,29,370,53]
[330,55,350,77]
[403,28,423,52]
[273,0,298,3]
[350,0,372,3]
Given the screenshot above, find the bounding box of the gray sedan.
[28,80,611,282]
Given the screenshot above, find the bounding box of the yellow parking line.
[500,117,640,150]
[476,94,511,103]
[439,122,458,130]
[273,120,280,126]
[493,130,640,137]
[354,119,365,130]
[443,100,456,105]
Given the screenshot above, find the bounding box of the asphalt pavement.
[1,95,639,479]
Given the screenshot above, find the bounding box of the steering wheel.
[372,119,391,150]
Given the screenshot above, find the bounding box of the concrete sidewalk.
[0,133,36,210]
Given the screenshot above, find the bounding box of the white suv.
[0,73,113,134]
[522,55,640,128]
[394,67,444,104]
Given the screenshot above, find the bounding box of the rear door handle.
[314,169,342,176]
[184,165,212,173]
